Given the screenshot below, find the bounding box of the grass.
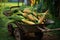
[0,27,15,40]
[0,2,23,7]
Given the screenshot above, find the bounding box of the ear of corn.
[33,12,37,16]
[9,15,25,21]
[22,19,35,25]
[23,8,31,13]
[38,10,48,24]
[27,14,37,21]
[19,10,39,21]
[9,7,48,25]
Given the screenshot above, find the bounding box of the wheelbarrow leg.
[8,24,14,36]
[14,28,21,40]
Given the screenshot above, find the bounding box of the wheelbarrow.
[7,18,60,40]
[3,6,60,40]
[7,17,55,40]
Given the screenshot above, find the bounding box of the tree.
[23,0,30,6]
[55,0,60,18]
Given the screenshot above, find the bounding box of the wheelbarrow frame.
[7,21,45,40]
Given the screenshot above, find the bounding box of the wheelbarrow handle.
[37,26,60,32]
[44,28,60,32]
[10,6,20,10]
[50,28,60,31]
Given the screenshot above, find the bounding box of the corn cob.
[19,11,38,21]
[32,12,37,16]
[27,14,38,21]
[38,10,48,24]
[23,8,31,13]
[22,19,35,25]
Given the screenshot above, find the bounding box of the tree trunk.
[24,0,27,5]
[23,0,30,6]
[58,3,60,18]
[55,0,60,18]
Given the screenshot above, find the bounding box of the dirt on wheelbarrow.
[42,32,60,40]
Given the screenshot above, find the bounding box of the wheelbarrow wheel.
[34,31,43,40]
[14,27,21,40]
[7,24,14,36]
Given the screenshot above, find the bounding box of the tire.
[14,28,21,40]
[35,31,43,40]
[8,24,14,36]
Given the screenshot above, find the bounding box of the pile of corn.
[10,8,48,25]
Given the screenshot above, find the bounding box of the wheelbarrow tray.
[14,21,44,33]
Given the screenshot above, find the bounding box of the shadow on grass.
[0,27,15,40]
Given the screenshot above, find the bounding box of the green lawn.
[0,2,23,7]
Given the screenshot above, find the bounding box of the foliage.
[0,28,15,40]
[36,0,48,13]
[0,15,14,27]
